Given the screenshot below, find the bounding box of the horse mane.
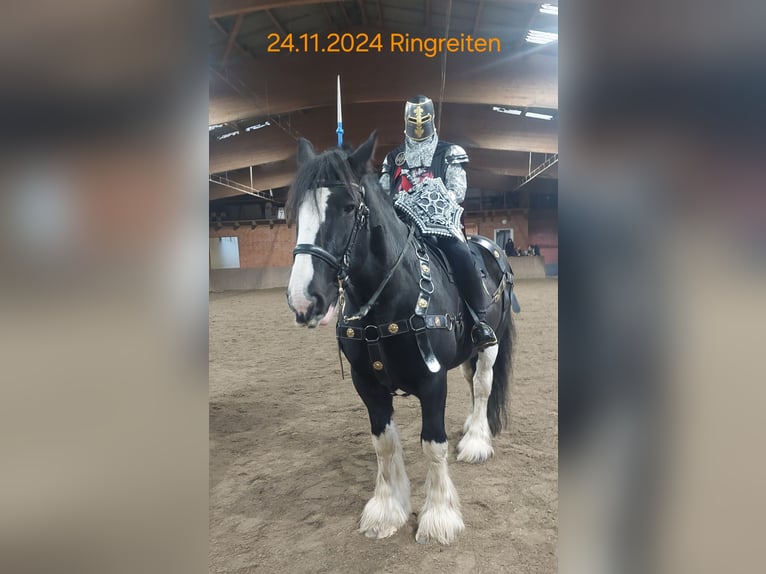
[286,145,368,224]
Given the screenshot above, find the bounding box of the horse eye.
[343,204,356,214]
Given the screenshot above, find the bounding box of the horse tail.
[487,314,514,436]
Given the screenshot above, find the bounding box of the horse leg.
[457,345,499,464]
[460,359,476,434]
[415,380,465,544]
[354,381,411,539]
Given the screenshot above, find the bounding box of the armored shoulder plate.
[445,144,468,165]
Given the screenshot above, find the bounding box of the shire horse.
[285,132,514,544]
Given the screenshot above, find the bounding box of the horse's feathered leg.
[415,379,464,544]
[457,345,499,463]
[353,377,411,539]
[460,358,477,434]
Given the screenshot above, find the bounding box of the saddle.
[420,235,492,287]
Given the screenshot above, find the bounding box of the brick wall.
[209,208,557,272]
[528,208,558,264]
[463,211,530,248]
[210,223,295,268]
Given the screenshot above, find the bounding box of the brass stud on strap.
[494,250,500,258]
[435,317,441,327]
[421,264,430,274]
[373,361,384,371]
[346,328,355,338]
[418,298,428,308]
[388,323,399,334]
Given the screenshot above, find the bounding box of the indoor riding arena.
[209,2,558,572]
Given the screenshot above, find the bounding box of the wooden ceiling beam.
[321,3,336,28]
[209,51,557,124]
[212,18,255,62]
[208,150,545,199]
[472,0,484,37]
[221,14,245,65]
[337,1,353,27]
[211,0,340,19]
[210,102,557,173]
[210,0,544,19]
[265,9,287,35]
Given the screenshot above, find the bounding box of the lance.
[336,74,344,148]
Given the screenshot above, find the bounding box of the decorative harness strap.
[336,235,456,391]
[412,239,443,373]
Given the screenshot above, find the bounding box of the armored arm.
[379,154,392,195]
[444,144,469,204]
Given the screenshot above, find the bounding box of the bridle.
[292,179,413,322]
[292,181,369,285]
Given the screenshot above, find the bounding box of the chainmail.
[404,132,439,168]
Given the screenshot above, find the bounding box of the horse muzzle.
[287,292,336,328]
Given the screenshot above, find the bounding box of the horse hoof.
[361,525,398,539]
[359,496,408,540]
[456,434,494,464]
[415,507,464,545]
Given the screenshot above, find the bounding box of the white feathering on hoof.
[415,440,464,544]
[359,422,411,539]
[457,345,498,464]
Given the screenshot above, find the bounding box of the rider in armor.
[380,95,497,349]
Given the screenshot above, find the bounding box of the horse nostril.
[313,294,325,315]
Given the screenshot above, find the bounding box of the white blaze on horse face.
[287,187,331,316]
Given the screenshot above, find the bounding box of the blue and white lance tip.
[336,75,343,148]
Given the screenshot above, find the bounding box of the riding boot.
[436,236,498,349]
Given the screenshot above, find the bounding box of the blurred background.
[0,2,208,574]
[561,0,766,573]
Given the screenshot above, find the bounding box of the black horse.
[286,132,514,544]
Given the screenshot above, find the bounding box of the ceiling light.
[217,130,240,140]
[245,121,271,132]
[208,123,224,131]
[525,112,554,120]
[526,30,558,44]
[492,106,522,115]
[540,4,558,16]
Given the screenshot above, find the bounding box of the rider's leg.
[436,236,497,348]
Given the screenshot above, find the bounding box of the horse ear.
[348,130,377,175]
[297,138,316,165]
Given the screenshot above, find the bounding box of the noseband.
[292,181,369,283]
[292,179,414,323]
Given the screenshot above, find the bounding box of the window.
[210,237,240,269]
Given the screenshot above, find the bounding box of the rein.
[342,225,414,322]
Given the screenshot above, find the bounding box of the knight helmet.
[404,95,436,142]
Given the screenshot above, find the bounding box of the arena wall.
[208,206,558,291]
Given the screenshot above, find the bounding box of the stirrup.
[471,322,498,349]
